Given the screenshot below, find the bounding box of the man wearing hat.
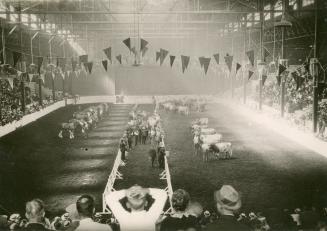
[106,185,167,231]
[204,185,251,231]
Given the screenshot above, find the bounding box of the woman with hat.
[159,189,199,231]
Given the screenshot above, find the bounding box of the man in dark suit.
[22,199,52,231]
[204,185,251,231]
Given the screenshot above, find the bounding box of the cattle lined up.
[191,117,233,162]
[158,97,207,116]
[58,103,110,139]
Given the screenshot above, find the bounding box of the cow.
[200,133,222,144]
[200,128,216,135]
[200,142,232,162]
[210,142,233,159]
[177,106,190,116]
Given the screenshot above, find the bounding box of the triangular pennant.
[71,59,77,71]
[203,57,211,75]
[103,47,112,63]
[224,55,233,72]
[123,38,131,51]
[84,62,93,74]
[199,57,204,68]
[12,51,22,67]
[142,47,148,57]
[276,75,282,86]
[291,71,298,84]
[28,73,34,82]
[213,53,220,65]
[6,78,14,89]
[236,63,242,73]
[278,63,287,76]
[102,60,108,71]
[116,54,122,64]
[79,55,88,64]
[169,55,175,67]
[159,49,169,66]
[181,55,190,73]
[56,57,60,67]
[263,47,270,62]
[37,56,43,74]
[246,50,255,66]
[156,51,160,62]
[262,74,268,86]
[248,70,254,80]
[140,38,148,51]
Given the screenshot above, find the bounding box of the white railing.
[159,155,173,214]
[102,147,124,212]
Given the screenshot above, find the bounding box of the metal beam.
[26,20,261,24]
[2,9,301,15]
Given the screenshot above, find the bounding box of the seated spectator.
[106,185,167,231]
[204,185,251,231]
[160,189,199,231]
[0,215,9,231]
[22,199,52,231]
[75,195,112,231]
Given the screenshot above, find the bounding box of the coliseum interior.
[0,0,327,231]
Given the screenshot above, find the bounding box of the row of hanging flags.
[0,36,310,91]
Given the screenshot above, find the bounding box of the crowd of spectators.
[1,185,327,231]
[0,78,67,126]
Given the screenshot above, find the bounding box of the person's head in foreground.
[76,195,95,219]
[25,199,46,223]
[214,185,241,216]
[171,189,190,213]
[125,185,149,211]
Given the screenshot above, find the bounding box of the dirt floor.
[1,102,327,217]
[0,103,132,216]
[159,103,327,213]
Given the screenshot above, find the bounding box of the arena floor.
[1,103,327,217]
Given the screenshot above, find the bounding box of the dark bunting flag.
[213,53,219,65]
[278,63,287,76]
[12,51,22,67]
[199,57,204,68]
[224,55,233,72]
[71,59,77,71]
[116,54,122,64]
[142,47,148,57]
[263,47,270,62]
[103,47,112,63]
[123,38,131,51]
[181,55,190,73]
[160,49,169,66]
[102,60,108,71]
[202,57,211,75]
[262,74,268,86]
[246,50,255,66]
[37,56,43,74]
[140,38,148,51]
[169,55,175,67]
[79,55,88,64]
[291,71,305,90]
[248,70,254,80]
[156,51,161,62]
[236,63,242,73]
[84,62,93,74]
